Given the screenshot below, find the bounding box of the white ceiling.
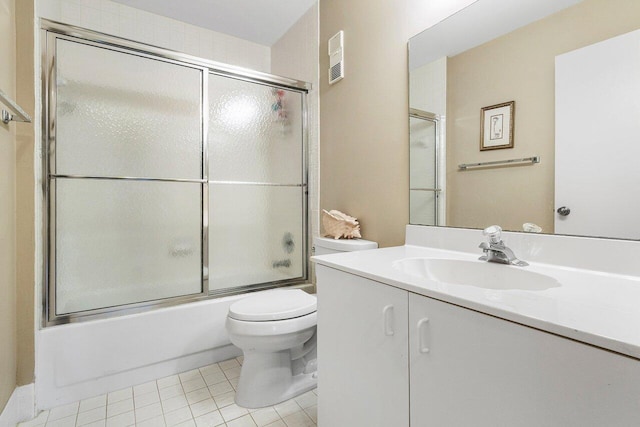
[111,0,317,46]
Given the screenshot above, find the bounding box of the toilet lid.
[228,289,317,321]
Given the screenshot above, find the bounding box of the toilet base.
[234,349,318,409]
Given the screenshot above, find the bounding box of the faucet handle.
[482,225,503,244]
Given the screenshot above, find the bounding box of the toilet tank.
[313,236,378,256]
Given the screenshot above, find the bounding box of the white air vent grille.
[328,31,344,85]
[329,62,343,84]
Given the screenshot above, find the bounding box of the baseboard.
[0,384,35,427]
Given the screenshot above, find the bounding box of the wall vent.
[328,31,344,85]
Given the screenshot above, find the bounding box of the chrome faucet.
[479,225,528,267]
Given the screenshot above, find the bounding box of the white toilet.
[226,236,377,408]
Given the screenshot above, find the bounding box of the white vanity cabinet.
[409,294,640,426]
[316,265,409,427]
[317,265,640,427]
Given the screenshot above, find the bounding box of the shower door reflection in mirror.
[409,110,443,226]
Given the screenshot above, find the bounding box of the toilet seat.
[228,289,317,321]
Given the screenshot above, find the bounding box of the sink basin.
[392,258,560,291]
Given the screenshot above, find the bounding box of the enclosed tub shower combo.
[38,20,310,407]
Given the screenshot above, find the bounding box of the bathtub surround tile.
[226,414,257,427]
[134,390,160,409]
[164,407,193,427]
[161,395,189,414]
[212,391,235,409]
[48,402,78,421]
[185,388,211,405]
[193,410,225,427]
[106,399,134,418]
[135,402,163,422]
[76,407,106,426]
[189,398,217,418]
[219,404,249,423]
[250,407,280,426]
[158,375,181,389]
[107,389,133,405]
[208,381,233,397]
[104,411,134,427]
[79,396,107,413]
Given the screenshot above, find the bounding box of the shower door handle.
[382,305,395,336]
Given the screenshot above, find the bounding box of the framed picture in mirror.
[480,101,515,150]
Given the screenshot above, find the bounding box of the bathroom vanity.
[314,226,640,426]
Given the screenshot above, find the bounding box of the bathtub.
[35,284,314,409]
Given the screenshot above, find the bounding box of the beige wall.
[16,0,35,386]
[447,0,640,233]
[0,0,17,412]
[0,0,35,411]
[319,0,410,248]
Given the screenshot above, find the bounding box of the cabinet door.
[317,266,409,427]
[409,293,640,426]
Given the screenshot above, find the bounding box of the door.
[555,29,640,238]
[409,293,640,426]
[316,266,409,427]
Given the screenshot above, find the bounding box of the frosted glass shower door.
[208,74,305,291]
[50,37,205,316]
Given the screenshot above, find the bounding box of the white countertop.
[313,244,640,360]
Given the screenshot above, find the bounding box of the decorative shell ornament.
[322,209,362,239]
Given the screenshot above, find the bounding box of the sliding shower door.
[208,75,306,292]
[49,36,206,317]
[44,22,309,324]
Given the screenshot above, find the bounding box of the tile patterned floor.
[19,356,317,427]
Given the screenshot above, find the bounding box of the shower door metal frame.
[41,19,311,326]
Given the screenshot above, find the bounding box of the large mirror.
[409,0,640,240]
